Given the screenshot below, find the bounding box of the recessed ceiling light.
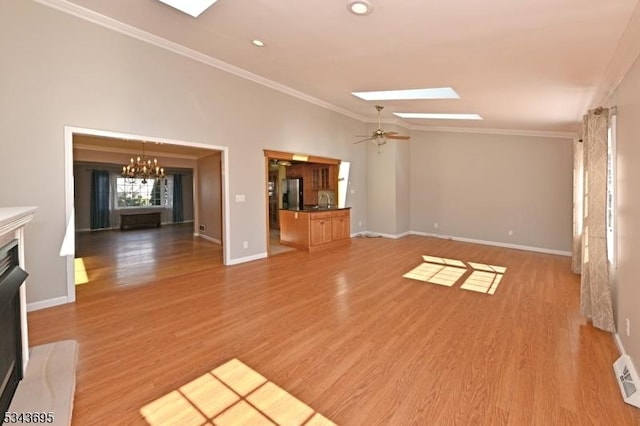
[157,0,220,18]
[348,0,373,15]
[394,112,483,120]
[252,39,265,47]
[352,87,460,101]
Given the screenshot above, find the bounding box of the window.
[116,177,173,208]
[606,114,616,263]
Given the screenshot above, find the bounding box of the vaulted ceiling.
[59,0,640,135]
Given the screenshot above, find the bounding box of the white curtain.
[573,107,615,332]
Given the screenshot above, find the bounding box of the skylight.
[351,87,460,101]
[157,0,220,17]
[394,112,483,120]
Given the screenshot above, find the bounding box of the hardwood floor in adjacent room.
[73,223,223,293]
[28,234,640,425]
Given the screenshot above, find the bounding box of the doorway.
[63,126,230,302]
[263,149,343,256]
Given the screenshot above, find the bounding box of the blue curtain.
[90,170,110,229]
[173,174,184,223]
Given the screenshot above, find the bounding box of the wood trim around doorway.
[263,149,341,165]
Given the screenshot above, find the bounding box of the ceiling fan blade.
[387,135,410,140]
[385,131,398,136]
[354,137,375,144]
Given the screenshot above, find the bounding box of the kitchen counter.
[281,206,351,212]
[279,208,351,252]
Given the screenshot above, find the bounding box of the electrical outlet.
[199,224,206,232]
[243,241,248,249]
[508,230,514,236]
[626,318,631,337]
[434,222,439,229]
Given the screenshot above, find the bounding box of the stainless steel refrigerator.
[282,178,303,209]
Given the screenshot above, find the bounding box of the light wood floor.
[73,223,223,293]
[28,229,640,425]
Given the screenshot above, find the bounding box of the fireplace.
[0,239,27,417]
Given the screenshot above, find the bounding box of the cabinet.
[310,212,332,246]
[312,166,332,189]
[287,163,338,205]
[279,208,351,252]
[331,210,350,240]
[120,212,161,229]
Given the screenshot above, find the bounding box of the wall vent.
[613,354,640,408]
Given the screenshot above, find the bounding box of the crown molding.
[589,2,640,109]
[35,0,583,139]
[34,0,367,122]
[406,124,576,139]
[374,117,575,139]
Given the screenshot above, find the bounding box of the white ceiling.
[59,0,639,135]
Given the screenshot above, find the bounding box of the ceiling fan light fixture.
[347,0,373,15]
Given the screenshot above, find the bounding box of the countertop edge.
[280,207,351,212]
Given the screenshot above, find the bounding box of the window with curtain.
[172,174,184,223]
[573,106,615,332]
[90,170,111,229]
[115,177,173,208]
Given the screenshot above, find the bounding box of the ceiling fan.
[354,105,410,146]
[269,159,291,170]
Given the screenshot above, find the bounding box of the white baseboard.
[614,333,627,355]
[353,229,570,256]
[27,296,71,312]
[409,231,571,256]
[360,231,410,239]
[195,233,222,244]
[227,252,268,265]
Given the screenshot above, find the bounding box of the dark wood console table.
[120,212,161,230]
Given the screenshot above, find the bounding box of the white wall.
[0,0,578,309]
[0,1,366,304]
[366,141,398,235]
[396,139,411,234]
[610,53,640,366]
[409,131,573,252]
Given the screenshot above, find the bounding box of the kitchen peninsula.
[279,207,351,252]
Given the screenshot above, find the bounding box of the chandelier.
[122,141,165,184]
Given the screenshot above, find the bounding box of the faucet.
[319,192,331,208]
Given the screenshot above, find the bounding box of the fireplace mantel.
[0,206,37,374]
[0,207,37,238]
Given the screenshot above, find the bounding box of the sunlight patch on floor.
[422,255,466,267]
[404,255,508,295]
[74,258,89,285]
[140,358,336,426]
[467,262,507,274]
[403,263,467,287]
[460,271,503,295]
